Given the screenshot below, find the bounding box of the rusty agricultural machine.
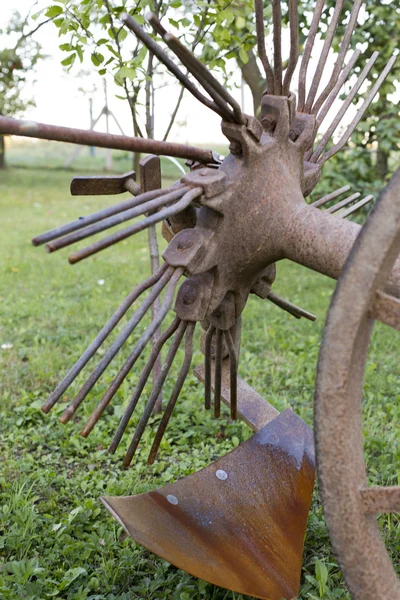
[1,0,399,598]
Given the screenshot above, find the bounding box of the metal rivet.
[216,469,228,481]
[167,494,179,505]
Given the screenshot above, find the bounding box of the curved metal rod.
[214,329,223,418]
[107,316,181,453]
[121,14,227,121]
[312,0,363,115]
[33,185,184,247]
[224,329,238,420]
[41,263,168,414]
[304,0,345,113]
[46,187,189,253]
[311,52,379,163]
[148,13,244,124]
[123,320,188,467]
[82,316,181,440]
[68,187,203,264]
[320,55,397,165]
[297,0,325,112]
[147,321,196,465]
[58,267,176,423]
[272,0,283,95]
[254,0,274,93]
[204,325,215,410]
[282,0,299,96]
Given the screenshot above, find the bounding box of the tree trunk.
[238,49,265,116]
[376,146,389,181]
[0,135,6,169]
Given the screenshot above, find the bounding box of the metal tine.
[310,51,379,163]
[58,266,177,424]
[224,329,238,420]
[304,0,345,113]
[204,325,215,410]
[107,316,181,453]
[123,320,188,468]
[311,184,351,208]
[267,292,316,321]
[272,0,282,95]
[41,263,168,414]
[298,0,325,112]
[32,185,184,247]
[282,0,299,96]
[46,186,189,253]
[68,187,203,265]
[341,194,374,219]
[254,0,274,94]
[305,50,361,160]
[320,55,397,164]
[121,13,226,120]
[312,0,363,115]
[147,322,196,465]
[83,316,181,441]
[214,329,223,418]
[147,13,243,124]
[327,192,361,214]
[316,49,361,126]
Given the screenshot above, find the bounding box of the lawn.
[0,147,399,600]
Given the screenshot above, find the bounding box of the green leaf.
[91,52,104,66]
[61,53,76,66]
[239,47,248,64]
[45,5,63,18]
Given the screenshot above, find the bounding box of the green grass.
[0,158,399,600]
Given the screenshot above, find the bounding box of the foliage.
[0,158,399,599]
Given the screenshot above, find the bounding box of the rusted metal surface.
[140,156,163,414]
[70,170,139,196]
[0,116,214,163]
[315,169,400,600]
[102,409,315,600]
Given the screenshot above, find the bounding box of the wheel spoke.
[370,290,400,331]
[360,486,400,514]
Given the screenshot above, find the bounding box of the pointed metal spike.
[272,0,283,95]
[32,186,184,247]
[224,329,238,420]
[254,0,274,93]
[107,317,181,453]
[311,0,363,114]
[58,267,176,424]
[267,292,316,321]
[311,185,351,208]
[121,13,226,120]
[298,0,326,112]
[123,320,188,468]
[41,263,168,415]
[45,187,189,253]
[327,192,361,214]
[214,329,223,418]
[320,55,397,164]
[304,0,345,113]
[204,325,215,410]
[311,51,380,163]
[147,321,195,465]
[68,187,203,264]
[341,195,374,218]
[282,0,299,96]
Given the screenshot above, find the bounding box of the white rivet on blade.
[167,494,179,505]
[216,469,228,481]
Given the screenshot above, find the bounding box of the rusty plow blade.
[101,366,315,600]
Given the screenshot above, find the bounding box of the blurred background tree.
[0,9,49,168]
